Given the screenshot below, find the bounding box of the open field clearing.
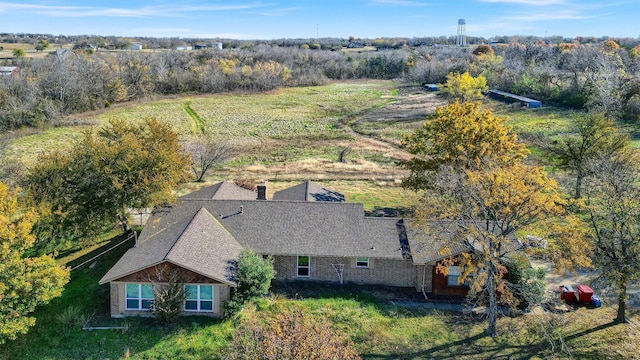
[0,43,73,59]
[4,81,640,213]
[3,81,397,165]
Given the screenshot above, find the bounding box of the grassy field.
[3,81,639,213]
[2,81,414,211]
[1,234,639,359]
[0,42,74,59]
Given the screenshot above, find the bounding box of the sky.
[0,0,638,40]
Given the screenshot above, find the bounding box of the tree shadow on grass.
[563,320,617,342]
[361,313,623,360]
[271,280,453,318]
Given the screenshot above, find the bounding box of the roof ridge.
[164,207,209,260]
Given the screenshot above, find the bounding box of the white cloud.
[370,0,433,6]
[0,2,262,17]
[478,0,566,5]
[507,10,591,21]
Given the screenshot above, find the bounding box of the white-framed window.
[297,256,310,277]
[125,283,154,310]
[447,266,468,287]
[356,257,370,268]
[184,285,213,312]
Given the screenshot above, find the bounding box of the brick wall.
[108,262,231,318]
[273,255,418,288]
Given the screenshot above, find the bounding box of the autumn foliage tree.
[23,118,190,252]
[402,101,589,336]
[443,72,488,102]
[401,100,527,189]
[0,183,69,344]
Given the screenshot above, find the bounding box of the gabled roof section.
[180,181,257,200]
[99,208,242,285]
[272,180,345,202]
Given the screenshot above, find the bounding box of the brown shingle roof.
[106,182,508,285]
[181,181,257,200]
[272,180,345,202]
[161,199,403,258]
[100,208,242,285]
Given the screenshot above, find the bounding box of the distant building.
[489,90,542,108]
[176,46,193,51]
[0,66,19,76]
[347,41,364,48]
[213,42,223,50]
[423,84,439,92]
[129,43,143,51]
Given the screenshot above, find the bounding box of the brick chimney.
[257,182,267,200]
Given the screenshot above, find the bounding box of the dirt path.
[338,85,444,162]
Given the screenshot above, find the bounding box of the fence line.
[70,231,136,271]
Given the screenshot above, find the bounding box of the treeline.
[0,46,409,130]
[1,39,640,131]
[409,41,640,121]
[5,32,640,50]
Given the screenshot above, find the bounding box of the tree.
[443,72,487,102]
[0,182,69,344]
[226,304,361,360]
[400,100,527,190]
[585,151,640,323]
[543,112,629,199]
[473,44,494,57]
[403,102,588,336]
[225,249,275,317]
[422,162,568,336]
[24,118,190,251]
[152,270,186,324]
[12,48,25,58]
[35,40,49,52]
[182,136,232,182]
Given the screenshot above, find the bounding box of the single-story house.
[347,41,365,49]
[100,181,515,318]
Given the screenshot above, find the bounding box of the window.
[447,266,468,287]
[297,256,310,277]
[184,285,213,312]
[125,283,154,310]
[356,257,369,268]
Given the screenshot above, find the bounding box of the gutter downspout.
[422,264,428,300]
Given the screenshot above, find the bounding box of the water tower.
[457,18,467,46]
